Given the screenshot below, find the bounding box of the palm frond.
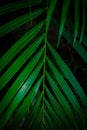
[0,21,44,72]
[0,0,87,130]
[0,34,44,90]
[0,48,44,116]
[79,0,86,43]
[73,0,79,46]
[0,0,44,15]
[0,8,45,37]
[11,77,43,128]
[52,18,87,62]
[45,0,57,34]
[57,0,70,46]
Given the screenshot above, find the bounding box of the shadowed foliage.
[0,0,87,129]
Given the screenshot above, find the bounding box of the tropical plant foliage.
[0,0,87,129]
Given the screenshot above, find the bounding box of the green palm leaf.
[0,48,44,116]
[0,0,87,130]
[46,0,57,34]
[57,0,70,46]
[0,61,43,129]
[79,0,86,43]
[52,17,87,62]
[46,71,78,129]
[0,0,44,15]
[0,8,45,37]
[0,34,44,90]
[0,21,44,72]
[73,0,79,46]
[11,76,43,128]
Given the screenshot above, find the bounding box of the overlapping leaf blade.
[44,110,56,130]
[46,0,57,34]
[46,71,78,129]
[0,61,43,129]
[57,0,70,46]
[44,96,64,130]
[0,21,44,72]
[52,17,87,63]
[47,56,85,128]
[47,42,87,107]
[22,93,43,129]
[0,8,45,37]
[0,48,44,116]
[0,0,44,15]
[0,34,44,90]
[0,0,87,129]
[11,77,43,128]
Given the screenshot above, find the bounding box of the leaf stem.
[42,34,47,129]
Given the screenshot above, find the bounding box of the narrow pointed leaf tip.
[73,0,79,46]
[46,0,57,34]
[79,0,86,44]
[57,0,71,47]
